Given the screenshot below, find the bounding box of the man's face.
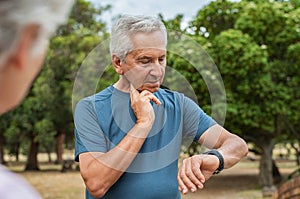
[122,30,166,93]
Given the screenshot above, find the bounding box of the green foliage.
[181,0,300,187]
[159,14,184,32]
[185,0,299,141]
[189,0,241,38]
[235,2,285,45]
[209,29,282,133]
[96,65,119,92]
[34,119,56,151]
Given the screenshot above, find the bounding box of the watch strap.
[203,149,224,174]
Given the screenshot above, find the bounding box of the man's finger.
[150,95,161,105]
[184,158,199,192]
[192,156,206,185]
[138,90,161,105]
[130,83,139,99]
[177,166,189,195]
[177,173,188,194]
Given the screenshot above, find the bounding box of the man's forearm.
[80,123,152,198]
[96,124,151,171]
[217,136,248,169]
[199,124,248,169]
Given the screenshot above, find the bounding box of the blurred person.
[0,0,74,198]
[74,14,248,199]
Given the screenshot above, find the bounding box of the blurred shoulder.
[0,166,41,199]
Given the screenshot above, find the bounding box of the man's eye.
[138,59,151,64]
[159,58,165,63]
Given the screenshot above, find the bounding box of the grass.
[5,158,299,199]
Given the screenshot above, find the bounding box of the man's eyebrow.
[136,56,152,60]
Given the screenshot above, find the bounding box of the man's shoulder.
[79,86,113,102]
[157,87,185,100]
[157,88,200,110]
[75,86,113,109]
[158,87,178,95]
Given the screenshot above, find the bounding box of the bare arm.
[79,124,151,198]
[79,85,161,198]
[199,124,248,169]
[178,124,248,194]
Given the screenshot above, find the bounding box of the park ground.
[6,156,298,199]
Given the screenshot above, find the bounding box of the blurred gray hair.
[0,0,74,67]
[110,15,167,60]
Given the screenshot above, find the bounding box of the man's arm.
[177,124,248,194]
[79,124,152,198]
[78,85,161,198]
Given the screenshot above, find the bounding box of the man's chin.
[137,86,159,93]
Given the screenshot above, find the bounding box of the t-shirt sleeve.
[182,96,217,142]
[74,97,108,162]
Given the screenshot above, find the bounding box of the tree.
[44,0,110,164]
[284,42,300,165]
[0,113,14,164]
[188,0,241,39]
[208,29,282,195]
[184,0,299,196]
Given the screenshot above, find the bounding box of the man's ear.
[112,54,124,75]
[8,24,40,69]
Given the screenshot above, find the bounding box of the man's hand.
[177,154,219,194]
[130,84,161,128]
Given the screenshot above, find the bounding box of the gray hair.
[110,15,167,60]
[0,0,74,67]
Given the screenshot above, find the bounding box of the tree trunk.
[14,143,20,162]
[297,139,300,166]
[282,118,300,165]
[25,139,39,171]
[55,132,65,164]
[45,146,52,163]
[291,141,300,166]
[0,135,6,164]
[272,160,282,184]
[259,139,276,197]
[0,148,4,164]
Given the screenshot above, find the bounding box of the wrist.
[135,125,152,134]
[203,149,224,174]
[136,117,154,127]
[128,123,152,139]
[135,121,153,133]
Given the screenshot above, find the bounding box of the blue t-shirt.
[74,85,216,199]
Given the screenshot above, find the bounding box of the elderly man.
[74,14,248,199]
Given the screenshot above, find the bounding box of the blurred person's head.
[110,15,168,93]
[0,0,73,114]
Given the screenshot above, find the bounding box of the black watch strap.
[203,149,224,174]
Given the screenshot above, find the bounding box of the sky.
[91,0,214,30]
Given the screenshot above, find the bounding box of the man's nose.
[150,61,164,77]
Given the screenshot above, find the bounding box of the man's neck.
[113,79,130,93]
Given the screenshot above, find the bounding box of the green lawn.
[6,158,298,199]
